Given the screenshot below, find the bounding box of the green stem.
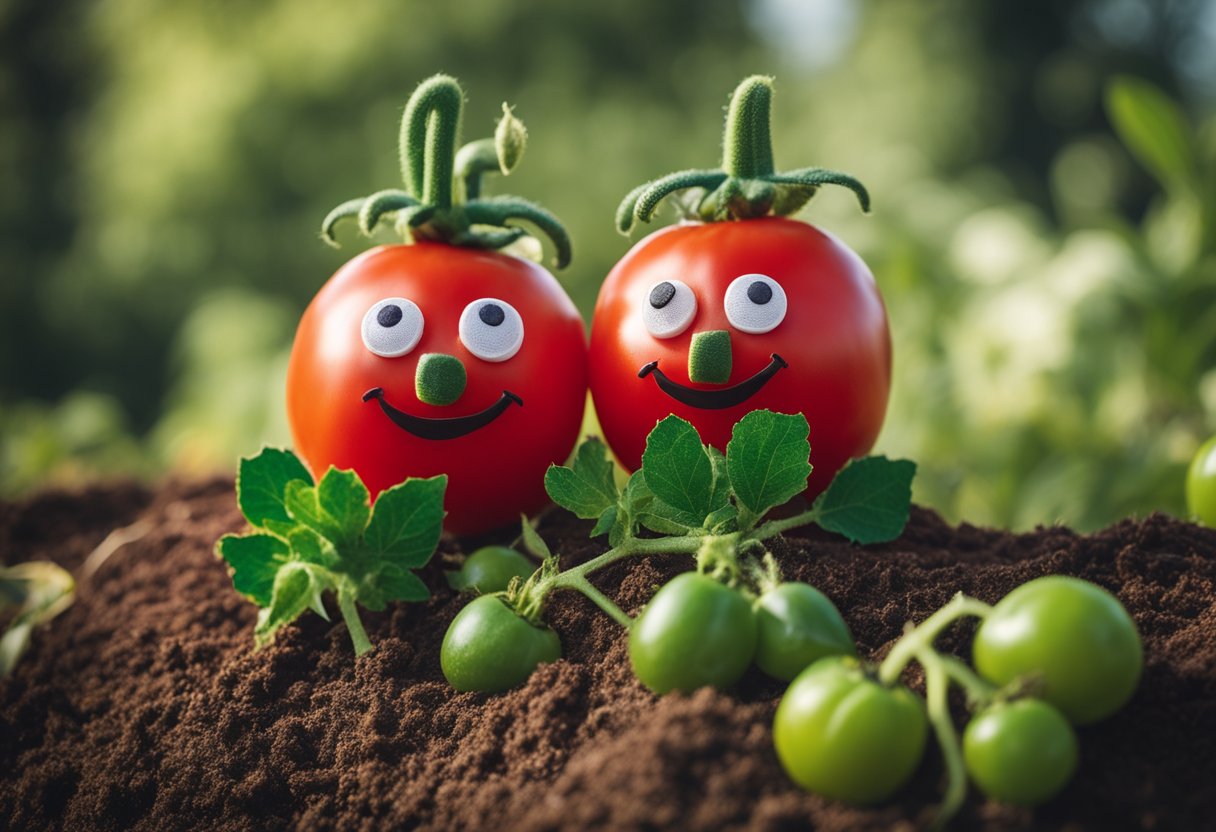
[918,647,968,831]
[939,653,998,707]
[337,589,373,657]
[750,506,821,541]
[401,74,463,209]
[567,575,633,628]
[877,593,994,686]
[455,138,499,201]
[722,75,776,179]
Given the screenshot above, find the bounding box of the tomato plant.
[590,76,890,498]
[973,575,1142,724]
[773,656,927,804]
[1186,435,1216,526]
[628,572,757,694]
[287,76,587,535]
[963,698,1078,806]
[446,545,536,594]
[753,581,855,681]
[440,594,562,693]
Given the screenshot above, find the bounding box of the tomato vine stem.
[337,589,373,657]
[917,646,968,831]
[877,593,994,686]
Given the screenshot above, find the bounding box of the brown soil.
[1,478,1214,831]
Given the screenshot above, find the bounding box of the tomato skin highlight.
[287,244,588,535]
[774,656,927,804]
[590,217,890,498]
[1187,435,1216,526]
[973,576,1142,725]
[753,582,855,681]
[441,594,562,693]
[628,573,757,694]
[963,698,1078,806]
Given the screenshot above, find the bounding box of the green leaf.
[254,563,316,645]
[704,504,739,534]
[623,470,696,534]
[726,410,811,520]
[317,468,371,541]
[284,480,343,541]
[1106,76,1195,193]
[363,475,447,569]
[216,533,288,606]
[591,505,617,538]
[812,456,917,545]
[641,416,716,522]
[544,439,620,519]
[378,564,430,603]
[287,527,340,570]
[520,514,552,560]
[237,448,313,529]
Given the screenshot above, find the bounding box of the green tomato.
[447,545,536,594]
[973,576,1142,724]
[441,594,561,693]
[754,582,855,681]
[1186,435,1216,526]
[774,656,927,804]
[963,698,1078,806]
[628,572,757,694]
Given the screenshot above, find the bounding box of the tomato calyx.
[362,386,522,440]
[616,76,870,234]
[637,353,788,410]
[320,75,572,269]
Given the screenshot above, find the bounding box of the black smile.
[637,354,788,410]
[362,388,523,440]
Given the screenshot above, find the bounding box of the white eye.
[459,298,524,362]
[362,298,424,357]
[643,279,697,338]
[724,274,787,334]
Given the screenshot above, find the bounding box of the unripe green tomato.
[450,546,536,594]
[963,698,1078,806]
[753,582,855,681]
[628,572,757,694]
[774,656,927,804]
[1186,435,1216,526]
[441,595,561,693]
[973,576,1142,724]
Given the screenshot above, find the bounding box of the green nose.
[688,330,732,384]
[415,353,467,406]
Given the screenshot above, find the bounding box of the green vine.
[321,74,572,269]
[617,75,871,233]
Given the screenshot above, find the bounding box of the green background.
[2,0,1214,531]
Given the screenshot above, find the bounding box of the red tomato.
[287,243,588,534]
[589,216,890,498]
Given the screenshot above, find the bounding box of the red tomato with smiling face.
[590,217,889,497]
[593,75,893,499]
[288,243,587,534]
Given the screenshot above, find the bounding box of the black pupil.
[747,281,773,305]
[377,304,403,327]
[479,303,506,327]
[649,281,677,309]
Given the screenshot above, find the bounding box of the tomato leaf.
[544,439,620,519]
[726,410,811,523]
[237,448,314,530]
[812,456,916,544]
[641,416,717,523]
[217,533,288,606]
[520,514,553,560]
[363,475,447,568]
[217,449,447,657]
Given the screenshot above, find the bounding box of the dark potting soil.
[2,477,1215,832]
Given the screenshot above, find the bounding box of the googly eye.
[362,298,424,357]
[459,298,524,362]
[643,279,697,339]
[724,274,787,334]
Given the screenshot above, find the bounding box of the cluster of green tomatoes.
[443,545,1142,824]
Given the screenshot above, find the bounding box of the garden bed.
[2,478,1214,831]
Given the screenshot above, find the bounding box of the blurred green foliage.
[1,0,1214,530]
